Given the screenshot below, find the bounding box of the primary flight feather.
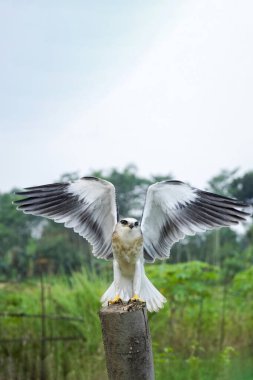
[15,177,252,312]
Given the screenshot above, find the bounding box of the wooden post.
[99,301,154,380]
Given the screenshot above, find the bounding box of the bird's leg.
[130,260,144,303]
[108,260,123,305]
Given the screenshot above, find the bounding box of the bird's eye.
[120,220,128,225]
[134,221,139,227]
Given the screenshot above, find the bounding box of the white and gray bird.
[15,177,252,312]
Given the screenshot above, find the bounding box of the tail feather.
[101,275,133,305]
[101,274,166,312]
[101,282,115,305]
[140,275,167,312]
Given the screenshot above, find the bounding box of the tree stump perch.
[99,301,155,380]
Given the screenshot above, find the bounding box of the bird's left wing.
[14,177,117,259]
[141,180,252,262]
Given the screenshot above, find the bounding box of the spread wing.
[141,180,252,262]
[14,177,117,259]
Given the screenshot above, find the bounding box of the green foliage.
[232,266,253,296]
[34,222,91,275]
[208,168,239,196]
[208,168,253,204]
[154,347,253,380]
[230,171,253,202]
[0,271,108,379]
[0,191,40,279]
[1,264,253,379]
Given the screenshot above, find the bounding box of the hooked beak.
[129,223,134,229]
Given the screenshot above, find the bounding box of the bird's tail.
[139,274,167,312]
[100,276,133,305]
[100,274,166,313]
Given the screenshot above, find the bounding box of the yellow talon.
[108,294,123,305]
[130,294,144,302]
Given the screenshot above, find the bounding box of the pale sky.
[0,0,253,192]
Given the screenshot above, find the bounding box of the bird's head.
[115,217,141,240]
[119,217,139,229]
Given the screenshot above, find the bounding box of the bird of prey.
[14,177,252,312]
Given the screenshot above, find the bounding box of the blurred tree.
[0,191,40,278]
[33,222,91,275]
[59,172,79,182]
[208,168,253,203]
[229,171,253,202]
[206,169,253,269]
[207,168,238,196]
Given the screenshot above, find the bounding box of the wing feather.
[141,180,252,262]
[14,177,117,259]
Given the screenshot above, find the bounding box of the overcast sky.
[0,0,252,192]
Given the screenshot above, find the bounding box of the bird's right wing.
[14,177,117,259]
[141,180,252,262]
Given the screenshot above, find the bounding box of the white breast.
[112,228,143,276]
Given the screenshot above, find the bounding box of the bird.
[14,177,252,312]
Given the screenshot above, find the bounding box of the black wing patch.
[14,179,117,259]
[141,180,252,262]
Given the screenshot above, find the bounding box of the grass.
[0,263,253,379]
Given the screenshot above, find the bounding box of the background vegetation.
[0,165,252,379]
